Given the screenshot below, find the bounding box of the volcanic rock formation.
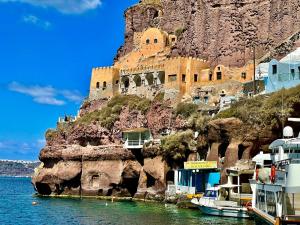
[116,0,300,67]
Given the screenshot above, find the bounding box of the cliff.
[116,0,300,67]
[32,86,300,198]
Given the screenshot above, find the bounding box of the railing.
[58,116,77,123]
[126,140,145,146]
[275,158,300,168]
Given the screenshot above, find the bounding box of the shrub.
[176,102,198,118]
[45,129,58,141]
[187,113,211,131]
[216,85,300,129]
[154,92,165,102]
[160,130,195,163]
[111,105,123,114]
[76,94,152,129]
[175,27,187,37]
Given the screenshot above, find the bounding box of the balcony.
[122,128,152,150]
[124,139,146,149]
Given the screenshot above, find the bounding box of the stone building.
[89,27,254,104]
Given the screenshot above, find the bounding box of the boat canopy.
[269,138,300,150]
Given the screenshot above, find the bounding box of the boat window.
[204,190,217,198]
[263,160,272,167]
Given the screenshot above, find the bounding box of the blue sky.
[0,0,138,160]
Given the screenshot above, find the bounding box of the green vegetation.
[187,113,211,132]
[76,95,152,129]
[45,129,59,141]
[160,130,196,164]
[217,85,300,129]
[176,102,198,118]
[175,27,187,37]
[153,92,165,102]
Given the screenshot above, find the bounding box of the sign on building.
[184,161,218,170]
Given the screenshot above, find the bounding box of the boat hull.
[198,205,250,218]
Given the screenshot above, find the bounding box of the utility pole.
[253,46,256,95]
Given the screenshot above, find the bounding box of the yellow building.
[89,27,254,103]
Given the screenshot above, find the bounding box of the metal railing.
[126,140,145,146]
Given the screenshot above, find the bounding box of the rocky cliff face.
[32,93,286,199]
[116,0,300,67]
[32,96,187,200]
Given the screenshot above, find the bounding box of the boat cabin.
[122,128,153,149]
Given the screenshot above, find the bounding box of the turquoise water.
[0,177,255,225]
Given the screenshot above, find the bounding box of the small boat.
[191,184,250,218]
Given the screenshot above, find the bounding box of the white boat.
[191,185,250,218]
[249,122,300,225]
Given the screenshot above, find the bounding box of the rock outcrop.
[116,0,300,67]
[32,96,281,199]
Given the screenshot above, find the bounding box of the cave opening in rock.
[122,177,140,196]
[166,170,174,185]
[218,141,229,158]
[43,159,59,169]
[61,172,82,194]
[238,144,245,160]
[35,182,52,195]
[146,172,156,188]
[130,149,144,166]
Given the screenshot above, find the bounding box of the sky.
[0,0,138,160]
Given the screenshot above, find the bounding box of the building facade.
[89,27,254,103]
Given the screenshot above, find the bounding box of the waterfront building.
[167,161,220,195]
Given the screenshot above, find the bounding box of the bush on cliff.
[217,85,300,129]
[160,130,196,166]
[187,113,211,131]
[45,129,58,141]
[76,95,152,129]
[176,102,198,118]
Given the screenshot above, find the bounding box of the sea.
[0,177,255,225]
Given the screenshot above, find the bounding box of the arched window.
[96,82,100,89]
[146,39,150,44]
[154,38,158,44]
[103,81,107,90]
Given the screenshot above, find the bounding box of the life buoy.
[246,201,252,211]
[270,164,276,183]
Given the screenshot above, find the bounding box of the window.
[272,65,277,74]
[116,80,119,85]
[146,39,150,44]
[209,73,213,81]
[241,72,247,79]
[96,82,100,89]
[171,37,176,42]
[182,74,186,82]
[217,66,221,71]
[103,81,107,90]
[154,38,158,44]
[168,74,177,82]
[217,72,222,80]
[291,69,295,79]
[194,74,198,82]
[204,96,209,104]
